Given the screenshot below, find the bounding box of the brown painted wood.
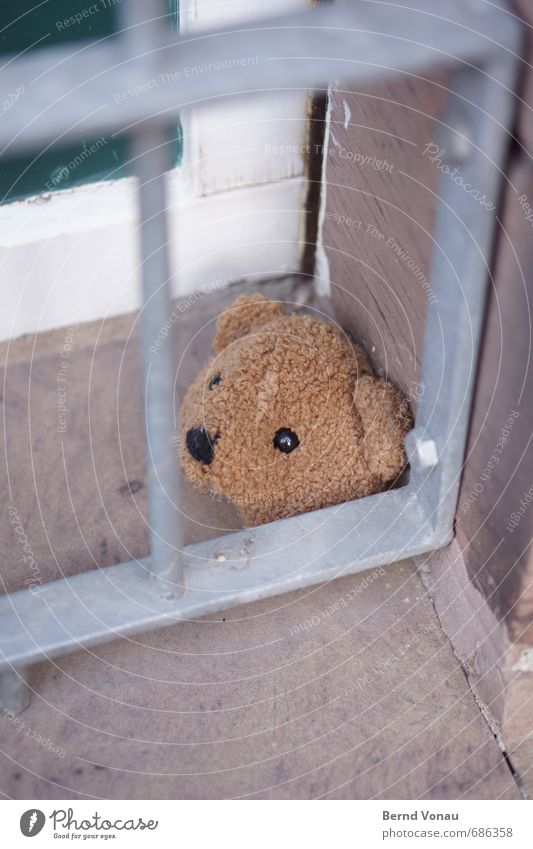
[456,159,533,645]
[0,285,520,799]
[323,74,448,402]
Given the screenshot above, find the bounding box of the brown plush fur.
[179,294,412,526]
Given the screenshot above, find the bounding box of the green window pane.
[0,1,181,203]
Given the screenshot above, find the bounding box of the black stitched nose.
[186,427,217,465]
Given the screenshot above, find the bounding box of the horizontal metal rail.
[0,488,434,672]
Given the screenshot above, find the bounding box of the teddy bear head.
[179,293,411,526]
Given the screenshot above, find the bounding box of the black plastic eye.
[208,374,222,390]
[273,428,299,454]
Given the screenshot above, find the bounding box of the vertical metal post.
[119,2,183,589]
[0,668,30,715]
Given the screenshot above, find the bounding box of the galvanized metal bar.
[121,3,183,586]
[0,488,434,672]
[0,1,520,155]
[406,51,522,538]
[132,126,183,588]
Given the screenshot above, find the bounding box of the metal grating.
[0,0,523,711]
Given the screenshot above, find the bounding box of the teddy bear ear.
[213,293,286,352]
